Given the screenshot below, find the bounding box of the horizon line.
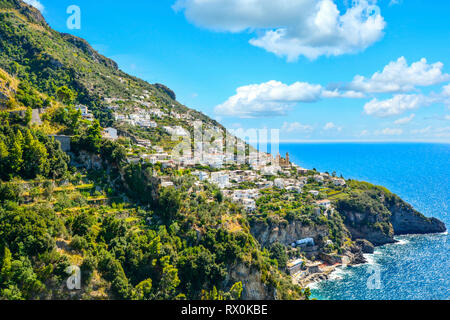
[245,140,450,144]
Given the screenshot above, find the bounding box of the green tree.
[157,256,180,299]
[0,140,9,177]
[22,129,49,178]
[9,132,23,174]
[0,247,12,285]
[56,86,75,104]
[269,242,288,269]
[158,187,181,224]
[24,107,32,126]
[135,279,153,300]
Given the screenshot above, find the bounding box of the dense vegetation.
[0,109,307,299]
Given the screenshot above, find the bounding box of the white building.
[332,178,346,186]
[210,172,230,189]
[193,171,209,181]
[274,178,285,189]
[102,127,118,140]
[137,120,158,128]
[161,181,174,188]
[242,198,256,212]
[286,186,302,193]
[309,190,319,197]
[316,199,332,209]
[314,175,324,183]
[262,165,281,176]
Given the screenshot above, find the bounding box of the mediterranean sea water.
[278,143,449,300]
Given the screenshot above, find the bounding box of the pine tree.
[9,131,24,174]
[24,107,32,126]
[0,247,12,285]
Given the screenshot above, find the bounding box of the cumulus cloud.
[364,83,450,118]
[394,114,415,125]
[347,57,450,93]
[364,94,435,117]
[214,80,323,118]
[215,58,450,118]
[214,79,370,118]
[282,121,313,133]
[174,0,386,61]
[24,0,44,12]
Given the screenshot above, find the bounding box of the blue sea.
[278,143,450,300]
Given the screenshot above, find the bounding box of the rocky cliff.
[336,187,446,246]
[387,196,446,235]
[227,263,275,300]
[250,219,330,248]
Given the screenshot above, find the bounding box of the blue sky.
[28,0,450,142]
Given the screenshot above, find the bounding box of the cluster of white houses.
[75,104,346,218]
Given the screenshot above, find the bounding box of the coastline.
[302,231,450,299]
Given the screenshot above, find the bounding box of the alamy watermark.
[66,5,81,30]
[66,265,81,290]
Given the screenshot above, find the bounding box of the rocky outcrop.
[355,239,375,254]
[342,212,396,246]
[388,198,446,235]
[227,263,275,300]
[61,34,119,70]
[336,189,446,246]
[250,219,329,248]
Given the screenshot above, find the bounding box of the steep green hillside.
[0,0,307,300]
[0,0,217,129]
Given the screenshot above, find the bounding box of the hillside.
[0,0,219,131]
[0,0,445,301]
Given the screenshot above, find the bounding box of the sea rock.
[355,239,375,254]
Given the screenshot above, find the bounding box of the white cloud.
[282,121,313,133]
[442,84,450,107]
[215,59,450,118]
[214,80,322,118]
[445,115,450,121]
[364,83,450,118]
[411,126,432,135]
[364,94,435,117]
[443,84,450,96]
[174,0,385,61]
[389,0,401,6]
[378,128,403,136]
[410,126,450,138]
[394,113,415,125]
[323,122,342,131]
[434,126,450,138]
[347,57,450,93]
[322,89,365,98]
[359,130,369,136]
[24,0,44,12]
